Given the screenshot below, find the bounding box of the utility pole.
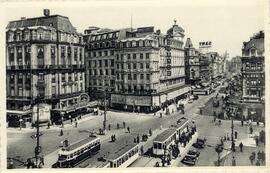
[103,88,107,134]
[34,96,41,168]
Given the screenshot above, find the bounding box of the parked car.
[181,156,197,165]
[197,138,206,146]
[187,149,200,157]
[185,154,198,160]
[177,117,187,124]
[192,142,204,149]
[188,99,193,103]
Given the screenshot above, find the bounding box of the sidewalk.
[7,113,97,133]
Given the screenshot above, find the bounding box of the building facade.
[227,56,242,75]
[184,38,210,86]
[241,31,265,121]
[84,27,130,100]
[111,23,189,112]
[6,10,87,126]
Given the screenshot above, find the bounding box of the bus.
[105,143,139,168]
[54,136,100,168]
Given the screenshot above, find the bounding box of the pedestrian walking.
[255,137,259,146]
[117,123,120,129]
[137,135,140,143]
[108,124,111,131]
[47,122,50,129]
[149,128,152,136]
[40,155,44,166]
[70,118,73,124]
[257,151,261,161]
[261,151,265,164]
[114,135,116,141]
[249,126,253,134]
[256,159,260,166]
[219,119,221,126]
[60,129,63,136]
[123,121,126,128]
[75,121,78,128]
[239,142,243,152]
[111,135,114,142]
[234,131,238,139]
[232,156,236,166]
[241,120,244,126]
[249,154,255,165]
[127,126,130,133]
[226,133,230,141]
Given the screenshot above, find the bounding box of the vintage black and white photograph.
[3,0,267,169]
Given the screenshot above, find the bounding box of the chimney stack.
[43,9,50,16]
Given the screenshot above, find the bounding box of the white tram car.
[106,143,139,168]
[54,136,100,168]
[153,119,189,156]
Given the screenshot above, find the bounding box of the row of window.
[246,80,263,85]
[243,74,264,78]
[89,69,115,76]
[127,73,150,81]
[116,63,150,70]
[116,73,150,81]
[89,50,115,57]
[90,32,119,42]
[116,53,150,61]
[89,59,114,68]
[116,84,151,92]
[88,41,116,50]
[89,79,114,86]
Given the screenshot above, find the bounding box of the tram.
[54,136,100,168]
[153,119,189,156]
[106,143,139,168]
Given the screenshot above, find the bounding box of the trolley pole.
[231,108,235,152]
[35,97,41,167]
[103,89,107,134]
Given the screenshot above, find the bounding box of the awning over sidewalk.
[6,109,32,115]
[52,101,99,113]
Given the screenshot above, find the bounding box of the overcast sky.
[3,0,265,58]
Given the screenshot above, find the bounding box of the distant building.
[6,9,88,126]
[241,31,265,121]
[227,56,242,75]
[184,38,210,86]
[207,52,225,81]
[111,21,190,113]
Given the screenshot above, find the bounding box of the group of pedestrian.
[142,134,148,142]
[134,135,140,143]
[249,151,265,166]
[111,134,116,142]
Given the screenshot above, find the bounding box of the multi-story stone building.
[184,38,210,86]
[227,56,242,75]
[84,27,130,100]
[207,52,225,81]
[111,22,189,112]
[241,31,265,121]
[6,9,87,126]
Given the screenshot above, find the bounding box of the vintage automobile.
[187,149,200,157]
[181,155,197,165]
